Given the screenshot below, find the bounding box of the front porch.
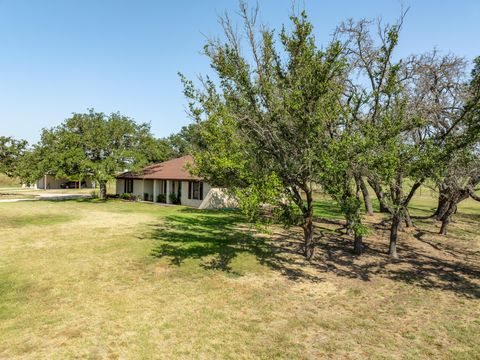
[134,179,183,204]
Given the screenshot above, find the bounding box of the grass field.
[0,194,479,359]
[0,173,21,188]
[0,192,38,200]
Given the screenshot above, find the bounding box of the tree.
[15,144,48,186]
[435,150,480,235]
[337,15,475,257]
[181,3,348,259]
[166,123,200,157]
[0,136,27,177]
[37,110,158,199]
[434,56,480,234]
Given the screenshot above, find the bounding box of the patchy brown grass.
[0,173,21,188]
[0,198,479,359]
[0,192,38,200]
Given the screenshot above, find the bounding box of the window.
[124,179,133,193]
[188,181,203,200]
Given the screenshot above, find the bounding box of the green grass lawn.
[0,197,479,359]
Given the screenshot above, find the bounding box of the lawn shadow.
[311,219,480,299]
[144,208,325,282]
[144,207,480,298]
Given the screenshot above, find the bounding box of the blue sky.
[0,0,479,144]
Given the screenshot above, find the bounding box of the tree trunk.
[303,217,314,260]
[303,190,315,260]
[435,190,450,220]
[404,209,413,228]
[354,232,363,255]
[439,191,469,235]
[357,176,374,216]
[439,212,451,235]
[368,178,390,213]
[439,203,456,235]
[389,212,401,258]
[99,181,107,200]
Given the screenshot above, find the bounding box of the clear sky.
[0,0,479,144]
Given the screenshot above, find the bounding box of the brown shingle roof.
[116,155,200,181]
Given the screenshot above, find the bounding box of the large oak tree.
[37,110,161,199]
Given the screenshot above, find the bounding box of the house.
[25,175,95,190]
[115,155,236,209]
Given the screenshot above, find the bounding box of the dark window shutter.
[200,182,204,200]
[188,181,192,199]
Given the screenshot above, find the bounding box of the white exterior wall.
[199,188,237,210]
[133,180,145,198]
[116,179,125,194]
[115,178,237,209]
[117,179,155,201]
[180,181,212,208]
[116,179,144,198]
[143,180,154,201]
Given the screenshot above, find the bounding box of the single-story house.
[115,155,236,209]
[25,175,95,190]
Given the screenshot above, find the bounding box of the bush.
[120,193,138,201]
[157,193,166,203]
[169,192,181,205]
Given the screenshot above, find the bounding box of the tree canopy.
[0,136,27,178]
[182,4,351,259]
[34,110,162,199]
[181,2,480,259]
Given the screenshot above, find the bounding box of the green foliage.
[169,192,181,205]
[120,193,138,201]
[31,109,160,197]
[166,123,200,157]
[337,16,479,252]
[180,4,348,257]
[157,193,167,203]
[0,136,27,178]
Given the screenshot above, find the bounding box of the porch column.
[166,180,171,204]
[153,179,157,203]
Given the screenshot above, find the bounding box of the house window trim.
[188,181,203,200]
[124,178,134,194]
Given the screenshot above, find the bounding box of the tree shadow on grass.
[144,208,480,298]
[312,220,480,299]
[144,208,325,282]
